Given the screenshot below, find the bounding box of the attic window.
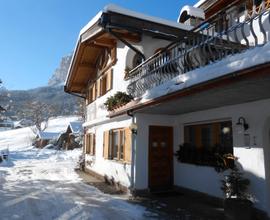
[132,54,144,69]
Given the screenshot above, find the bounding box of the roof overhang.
[109,62,270,117]
[64,4,192,96]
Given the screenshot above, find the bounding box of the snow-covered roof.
[194,0,208,8]
[44,116,81,133]
[38,131,60,140]
[80,4,192,36]
[178,5,205,23]
[68,121,83,134]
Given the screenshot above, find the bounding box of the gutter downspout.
[127,110,136,192]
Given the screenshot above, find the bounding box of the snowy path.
[0,129,150,220]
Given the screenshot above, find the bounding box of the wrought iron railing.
[127,0,270,98]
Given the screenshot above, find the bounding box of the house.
[57,121,83,150]
[13,119,33,129]
[65,1,270,216]
[0,106,5,113]
[35,131,60,148]
[0,117,14,131]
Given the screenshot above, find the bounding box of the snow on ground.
[0,127,35,151]
[0,126,150,220]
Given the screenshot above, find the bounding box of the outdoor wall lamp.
[129,122,138,135]
[236,117,249,132]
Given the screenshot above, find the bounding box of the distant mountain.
[48,55,72,86]
[1,53,82,121]
[3,85,81,120]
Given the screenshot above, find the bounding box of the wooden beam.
[85,43,105,49]
[93,38,116,48]
[79,62,96,68]
[78,66,95,74]
[112,31,141,43]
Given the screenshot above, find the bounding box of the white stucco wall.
[85,36,171,124]
[83,33,173,188]
[133,98,270,214]
[173,100,269,203]
[85,116,132,187]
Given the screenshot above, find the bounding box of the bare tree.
[76,97,85,120]
[16,101,57,132]
[0,79,7,117]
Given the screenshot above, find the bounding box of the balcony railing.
[127,0,270,98]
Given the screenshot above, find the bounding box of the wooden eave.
[65,11,192,95]
[109,62,270,118]
[65,30,116,95]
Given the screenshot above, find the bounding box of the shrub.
[104,92,133,111]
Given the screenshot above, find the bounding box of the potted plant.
[221,165,253,220]
[104,92,133,111]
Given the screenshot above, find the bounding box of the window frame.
[86,69,113,104]
[182,120,233,167]
[110,128,125,161]
[85,133,96,156]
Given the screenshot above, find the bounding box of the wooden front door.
[149,126,173,191]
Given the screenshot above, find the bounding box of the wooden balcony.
[127,0,270,98]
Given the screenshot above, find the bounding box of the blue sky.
[0,0,196,90]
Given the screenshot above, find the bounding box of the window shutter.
[90,133,95,155]
[88,134,92,154]
[88,87,92,103]
[106,69,113,91]
[93,134,96,155]
[89,134,93,155]
[124,128,132,163]
[111,47,117,63]
[96,79,101,97]
[92,83,96,101]
[101,77,106,96]
[86,90,89,105]
[103,131,110,159]
[84,134,87,154]
[85,134,90,154]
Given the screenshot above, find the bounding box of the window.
[103,128,132,163]
[86,84,96,104]
[120,130,124,160]
[132,54,144,69]
[97,69,113,97]
[85,133,95,155]
[86,69,113,104]
[112,130,118,159]
[100,75,107,96]
[181,121,233,167]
